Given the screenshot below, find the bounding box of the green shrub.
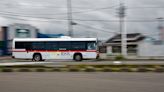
[120,67,131,72]
[68,66,80,72]
[115,55,125,60]
[102,67,112,72]
[84,66,96,72]
[1,68,13,72]
[51,68,61,72]
[137,67,149,72]
[155,68,164,72]
[18,68,31,72]
[35,68,46,72]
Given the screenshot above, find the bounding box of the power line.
[1,15,119,35]
[0,5,117,16]
[77,23,119,34]
[128,6,164,9]
[0,10,161,23]
[0,12,161,23]
[74,19,159,22]
[0,1,116,9]
[3,15,159,36]
[0,11,67,20]
[2,2,164,10]
[70,4,119,14]
[77,24,112,34]
[0,5,118,17]
[0,13,160,23]
[0,5,118,15]
[0,1,68,8]
[0,11,67,16]
[0,15,65,22]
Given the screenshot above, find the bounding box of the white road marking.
[113,61,123,65]
[0,62,53,66]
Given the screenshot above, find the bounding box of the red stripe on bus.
[12,50,97,52]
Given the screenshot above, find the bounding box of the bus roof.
[13,38,97,42]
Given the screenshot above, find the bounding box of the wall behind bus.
[0,28,3,55]
[7,23,38,40]
[138,40,164,57]
[7,23,38,55]
[0,26,8,55]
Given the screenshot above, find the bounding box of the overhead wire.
[0,15,65,22]
[0,3,119,15]
[76,23,119,34]
[0,4,162,38]
[74,19,159,22]
[0,12,161,23]
[0,11,67,20]
[0,1,112,9]
[127,6,164,9]
[0,2,162,25]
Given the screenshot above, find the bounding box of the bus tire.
[74,53,83,61]
[33,53,42,61]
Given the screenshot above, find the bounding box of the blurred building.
[138,39,164,57]
[103,33,164,57]
[0,28,5,55]
[0,27,8,55]
[0,23,38,55]
[7,23,38,40]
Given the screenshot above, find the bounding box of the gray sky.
[0,0,164,40]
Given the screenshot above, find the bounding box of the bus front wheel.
[33,54,42,61]
[74,54,82,61]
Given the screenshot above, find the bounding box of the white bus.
[12,38,99,61]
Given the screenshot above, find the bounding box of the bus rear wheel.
[74,54,82,61]
[33,54,42,61]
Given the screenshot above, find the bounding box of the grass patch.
[18,68,31,72]
[35,68,46,72]
[115,55,126,60]
[155,68,164,72]
[0,64,164,72]
[68,66,80,72]
[102,67,112,72]
[137,67,149,72]
[84,66,96,72]
[120,67,132,72]
[1,68,13,72]
[50,68,61,72]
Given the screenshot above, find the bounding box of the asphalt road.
[0,73,163,92]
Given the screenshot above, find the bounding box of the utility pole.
[118,3,127,56]
[157,17,164,40]
[67,0,73,37]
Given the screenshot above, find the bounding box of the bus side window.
[25,42,32,50]
[87,42,96,50]
[71,42,86,50]
[32,42,45,50]
[45,42,58,50]
[15,42,26,49]
[58,41,71,50]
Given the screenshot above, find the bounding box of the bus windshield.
[87,42,96,50]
